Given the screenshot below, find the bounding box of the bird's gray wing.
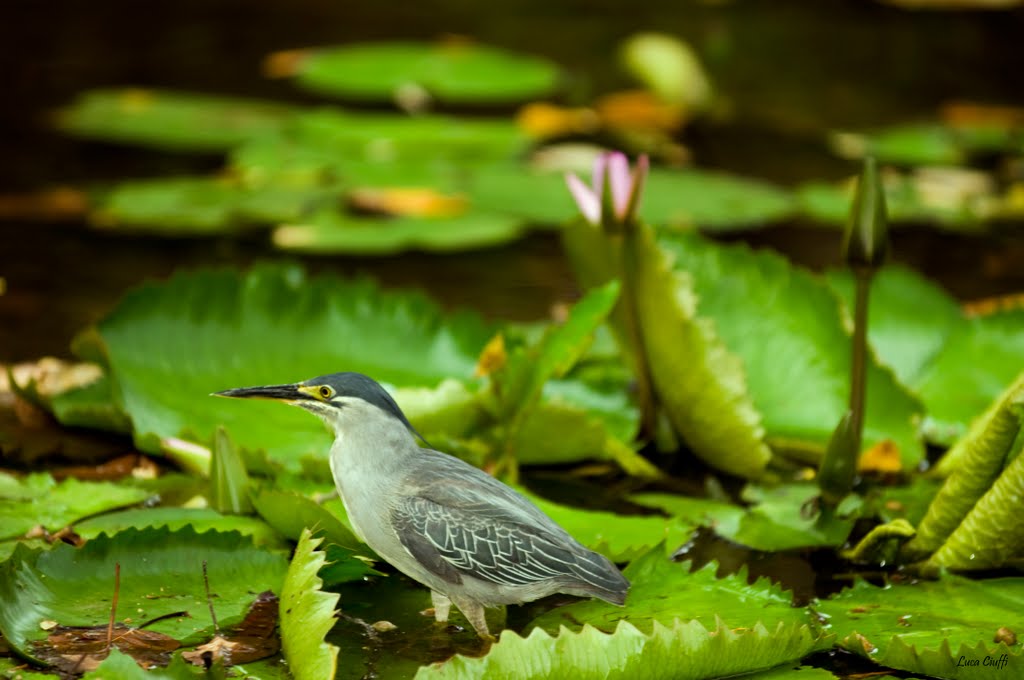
[391,495,624,593]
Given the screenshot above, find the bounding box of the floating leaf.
[642,169,795,232]
[290,41,561,104]
[523,492,689,562]
[826,265,962,389]
[473,167,794,230]
[291,108,527,162]
[279,529,339,680]
[660,232,924,467]
[913,308,1024,444]
[272,209,527,255]
[0,472,151,540]
[529,548,821,636]
[0,527,288,662]
[816,575,1024,678]
[89,265,492,468]
[632,483,854,553]
[57,89,295,152]
[419,618,826,680]
[92,177,242,233]
[829,122,1020,166]
[73,507,286,549]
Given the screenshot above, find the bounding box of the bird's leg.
[453,599,494,642]
[430,591,452,623]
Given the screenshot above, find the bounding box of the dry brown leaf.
[33,624,180,676]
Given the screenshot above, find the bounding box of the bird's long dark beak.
[212,383,306,401]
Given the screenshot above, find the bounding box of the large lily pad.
[830,266,1024,445]
[632,483,855,552]
[0,472,151,540]
[90,265,492,468]
[0,527,288,662]
[529,548,821,636]
[290,41,561,104]
[523,492,690,562]
[84,265,638,472]
[291,108,527,162]
[816,575,1024,678]
[471,167,794,230]
[57,89,295,152]
[660,232,924,467]
[73,507,286,548]
[826,265,962,389]
[913,308,1024,444]
[272,209,527,255]
[829,122,1022,166]
[416,618,827,680]
[642,169,796,231]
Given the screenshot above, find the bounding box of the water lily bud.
[843,157,889,269]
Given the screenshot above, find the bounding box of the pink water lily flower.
[565,151,649,228]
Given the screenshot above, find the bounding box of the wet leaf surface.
[528,548,822,636]
[182,591,279,667]
[815,575,1024,678]
[0,527,288,660]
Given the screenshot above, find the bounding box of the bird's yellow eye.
[319,386,333,399]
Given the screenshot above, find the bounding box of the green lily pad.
[83,649,203,679]
[73,507,286,548]
[291,41,561,104]
[86,264,638,473]
[0,527,288,662]
[829,265,1024,445]
[0,656,60,678]
[472,167,794,230]
[826,265,962,389]
[417,618,827,680]
[90,265,492,468]
[279,529,339,680]
[57,89,295,152]
[829,122,1021,166]
[631,483,854,552]
[642,169,796,231]
[529,548,821,636]
[815,575,1024,678]
[660,232,924,467]
[0,472,151,540]
[272,209,527,255]
[92,177,242,233]
[914,308,1024,444]
[523,491,689,562]
[292,108,527,162]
